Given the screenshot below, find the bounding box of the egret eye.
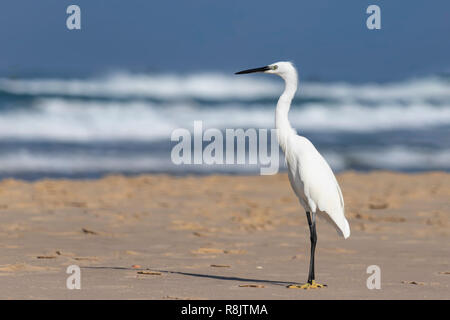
[272,65,278,70]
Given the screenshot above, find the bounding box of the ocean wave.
[303,77,450,103]
[324,146,450,171]
[0,72,448,177]
[0,73,281,100]
[0,98,449,141]
[1,72,449,103]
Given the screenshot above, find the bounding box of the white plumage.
[270,61,350,239]
[285,134,350,239]
[236,61,350,288]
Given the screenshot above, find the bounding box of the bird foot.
[287,280,327,289]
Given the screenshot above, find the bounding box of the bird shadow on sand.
[81,266,301,287]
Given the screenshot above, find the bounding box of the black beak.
[235,66,270,75]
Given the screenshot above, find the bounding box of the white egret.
[235,62,350,289]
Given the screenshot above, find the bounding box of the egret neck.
[275,70,298,153]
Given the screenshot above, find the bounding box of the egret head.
[235,61,296,80]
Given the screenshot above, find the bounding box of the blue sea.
[0,72,449,180]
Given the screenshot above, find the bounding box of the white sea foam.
[0,98,449,141]
[0,73,281,99]
[302,77,450,102]
[1,72,449,102]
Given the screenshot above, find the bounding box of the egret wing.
[288,136,350,238]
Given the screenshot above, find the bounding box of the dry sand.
[0,171,448,299]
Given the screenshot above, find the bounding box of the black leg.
[306,211,317,284]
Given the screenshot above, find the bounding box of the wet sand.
[0,171,448,299]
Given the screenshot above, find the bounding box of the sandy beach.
[0,171,448,299]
